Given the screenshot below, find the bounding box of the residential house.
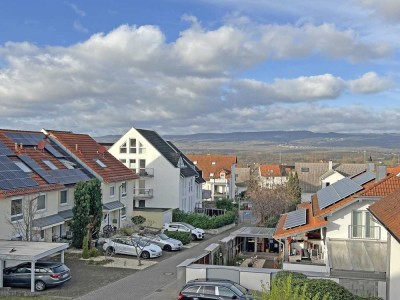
[368,189,400,300]
[258,164,288,188]
[187,154,237,201]
[0,129,94,242]
[274,166,399,299]
[108,128,203,213]
[43,129,138,231]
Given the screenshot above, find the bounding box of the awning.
[58,209,73,220]
[33,214,65,230]
[231,227,275,238]
[103,200,124,212]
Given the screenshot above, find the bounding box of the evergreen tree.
[287,171,301,210]
[86,179,103,247]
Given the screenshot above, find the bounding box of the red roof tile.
[369,188,400,243]
[47,130,138,183]
[360,174,400,197]
[259,164,282,177]
[387,166,400,175]
[186,154,237,181]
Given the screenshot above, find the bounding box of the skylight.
[59,159,76,170]
[14,161,32,173]
[96,159,107,168]
[42,160,58,170]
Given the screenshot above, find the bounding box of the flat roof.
[231,227,276,238]
[0,240,69,261]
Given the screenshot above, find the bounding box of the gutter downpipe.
[277,238,285,266]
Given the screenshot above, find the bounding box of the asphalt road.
[77,225,241,300]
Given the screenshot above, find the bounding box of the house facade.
[274,166,398,299]
[108,128,203,212]
[258,164,288,188]
[44,129,139,232]
[186,154,237,201]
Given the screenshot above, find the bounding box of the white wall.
[389,235,400,300]
[321,172,345,188]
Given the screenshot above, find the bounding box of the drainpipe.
[277,239,285,264]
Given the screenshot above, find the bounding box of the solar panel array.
[4,132,44,146]
[45,144,64,158]
[317,177,363,210]
[283,208,307,229]
[18,155,59,184]
[0,156,38,190]
[49,169,90,185]
[352,171,376,185]
[0,141,14,156]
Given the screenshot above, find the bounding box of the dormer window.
[43,160,58,170]
[120,142,127,154]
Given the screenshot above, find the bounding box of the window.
[301,167,309,172]
[96,159,107,168]
[139,142,145,154]
[218,287,235,297]
[352,210,377,239]
[129,159,137,170]
[133,200,136,208]
[60,190,68,205]
[121,206,126,220]
[189,178,193,193]
[11,199,23,221]
[203,286,215,295]
[129,139,136,153]
[40,230,45,240]
[37,194,46,211]
[14,161,32,173]
[120,142,127,154]
[110,186,115,197]
[220,173,225,179]
[139,159,146,175]
[42,160,58,170]
[119,159,126,164]
[139,200,145,208]
[121,182,127,197]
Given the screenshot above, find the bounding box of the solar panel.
[45,144,64,158]
[18,155,58,184]
[0,141,14,156]
[317,177,363,210]
[0,156,38,190]
[4,132,44,146]
[49,169,90,185]
[352,171,376,185]
[283,208,307,229]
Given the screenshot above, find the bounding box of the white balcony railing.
[348,225,381,240]
[133,188,153,199]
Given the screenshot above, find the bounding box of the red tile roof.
[387,166,400,175]
[360,174,400,197]
[369,188,400,243]
[46,130,138,183]
[186,154,237,180]
[259,164,282,177]
[274,202,328,239]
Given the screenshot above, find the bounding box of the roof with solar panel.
[0,129,94,198]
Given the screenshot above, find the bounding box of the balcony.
[133,188,153,199]
[134,168,154,177]
[348,225,381,240]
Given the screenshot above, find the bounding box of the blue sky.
[0,0,399,135]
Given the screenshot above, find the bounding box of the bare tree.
[8,194,42,241]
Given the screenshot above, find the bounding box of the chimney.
[75,144,78,151]
[328,161,333,170]
[376,165,387,182]
[368,162,375,172]
[19,143,23,151]
[14,143,18,152]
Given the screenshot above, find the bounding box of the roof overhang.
[103,200,124,212]
[0,240,69,261]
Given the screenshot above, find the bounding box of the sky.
[0,0,399,136]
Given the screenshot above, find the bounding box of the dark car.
[3,261,71,291]
[178,279,254,299]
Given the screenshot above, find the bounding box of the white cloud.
[67,3,86,17]
[358,0,400,22]
[348,72,394,94]
[73,20,89,33]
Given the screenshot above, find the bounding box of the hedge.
[172,209,235,229]
[164,231,192,245]
[272,271,382,300]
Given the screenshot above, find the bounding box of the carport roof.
[0,240,69,261]
[231,227,275,238]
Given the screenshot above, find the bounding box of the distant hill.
[95,130,400,153]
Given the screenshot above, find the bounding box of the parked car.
[133,233,183,251]
[3,261,71,291]
[163,222,205,240]
[103,237,162,258]
[178,279,254,299]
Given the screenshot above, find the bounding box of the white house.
[108,128,203,212]
[258,164,288,188]
[274,166,398,299]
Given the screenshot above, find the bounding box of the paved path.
[77,226,240,300]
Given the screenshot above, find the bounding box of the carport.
[0,240,69,292]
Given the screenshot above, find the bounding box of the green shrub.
[119,225,134,236]
[82,233,89,259]
[164,231,192,245]
[89,247,100,258]
[172,209,235,229]
[131,215,146,225]
[215,199,233,211]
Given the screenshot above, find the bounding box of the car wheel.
[35,280,46,291]
[192,234,197,240]
[141,251,150,259]
[106,246,115,255]
[164,245,172,251]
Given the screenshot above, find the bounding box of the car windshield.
[231,283,247,295]
[51,265,66,273]
[182,223,195,230]
[158,234,169,240]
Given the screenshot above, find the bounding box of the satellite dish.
[37,139,46,150]
[98,145,107,154]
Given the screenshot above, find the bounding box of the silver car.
[136,233,183,251]
[103,237,162,258]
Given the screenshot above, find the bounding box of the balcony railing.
[133,168,154,177]
[348,225,381,240]
[133,188,153,198]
